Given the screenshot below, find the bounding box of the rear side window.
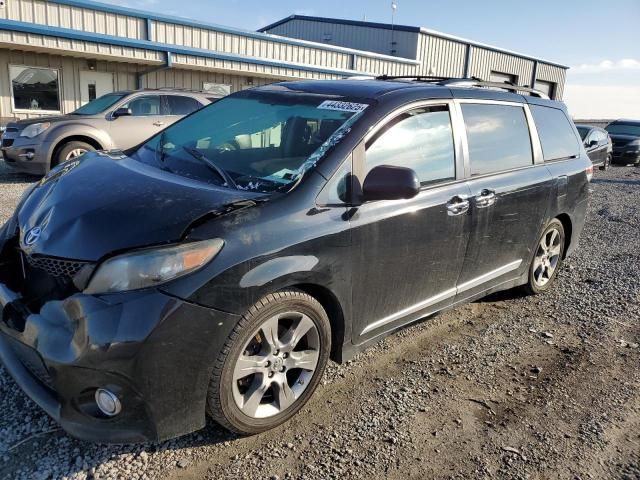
[165,95,203,115]
[366,105,455,186]
[461,104,533,175]
[530,105,580,161]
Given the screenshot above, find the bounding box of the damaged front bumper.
[0,282,240,444]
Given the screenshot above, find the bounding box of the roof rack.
[141,87,222,95]
[439,78,549,99]
[373,75,550,99]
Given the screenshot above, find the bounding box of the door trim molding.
[456,259,522,294]
[359,259,522,336]
[360,287,457,335]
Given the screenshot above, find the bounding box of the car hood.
[16,152,266,262]
[8,114,101,129]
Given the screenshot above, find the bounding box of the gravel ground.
[0,161,639,480]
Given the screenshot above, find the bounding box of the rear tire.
[522,219,565,295]
[600,154,611,171]
[206,290,331,435]
[52,141,94,168]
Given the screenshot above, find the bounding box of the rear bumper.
[0,282,241,444]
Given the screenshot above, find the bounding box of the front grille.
[1,138,14,147]
[25,255,87,277]
[7,336,54,390]
[4,127,18,133]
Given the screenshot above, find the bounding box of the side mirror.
[362,165,420,202]
[588,139,598,148]
[112,107,132,118]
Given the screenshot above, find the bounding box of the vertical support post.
[350,54,357,71]
[463,43,472,78]
[530,60,538,89]
[146,18,153,41]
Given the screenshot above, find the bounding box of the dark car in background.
[0,89,218,176]
[575,124,612,170]
[605,120,640,166]
[0,77,590,443]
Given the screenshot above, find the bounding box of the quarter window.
[530,105,580,161]
[461,103,533,175]
[366,106,456,186]
[10,65,61,112]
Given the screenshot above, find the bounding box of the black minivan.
[0,78,590,443]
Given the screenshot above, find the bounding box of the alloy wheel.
[532,227,562,287]
[65,148,87,161]
[232,312,320,419]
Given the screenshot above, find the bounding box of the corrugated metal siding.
[469,46,535,88]
[170,53,341,81]
[0,50,140,119]
[141,69,274,92]
[0,29,164,64]
[153,20,354,71]
[264,18,419,59]
[536,62,566,100]
[1,0,146,39]
[417,34,466,77]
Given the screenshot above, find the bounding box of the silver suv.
[1,89,218,175]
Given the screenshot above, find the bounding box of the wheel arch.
[291,283,346,364]
[52,134,104,161]
[555,213,572,259]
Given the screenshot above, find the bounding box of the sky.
[103,0,640,119]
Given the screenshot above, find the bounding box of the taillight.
[586,164,593,182]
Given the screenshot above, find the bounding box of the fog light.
[95,388,122,417]
[19,150,35,160]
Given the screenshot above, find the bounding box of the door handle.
[446,195,470,216]
[153,121,165,127]
[474,189,496,208]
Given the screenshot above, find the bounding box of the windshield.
[72,93,127,115]
[576,126,589,140]
[133,90,369,192]
[605,123,640,136]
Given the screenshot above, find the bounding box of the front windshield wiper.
[181,146,238,189]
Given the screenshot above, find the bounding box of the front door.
[350,103,471,341]
[79,71,114,105]
[108,94,173,150]
[455,102,553,298]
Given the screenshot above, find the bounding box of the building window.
[534,80,556,99]
[490,71,518,85]
[10,65,61,112]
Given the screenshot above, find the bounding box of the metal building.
[0,1,567,123]
[260,15,568,99]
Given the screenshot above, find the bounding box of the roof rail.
[439,78,550,99]
[374,75,550,99]
[375,75,451,82]
[142,87,222,95]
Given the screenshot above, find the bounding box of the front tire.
[522,219,565,295]
[53,141,94,168]
[206,290,331,435]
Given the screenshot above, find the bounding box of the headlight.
[20,122,51,139]
[627,139,640,148]
[85,239,224,294]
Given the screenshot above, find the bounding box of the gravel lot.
[0,161,638,480]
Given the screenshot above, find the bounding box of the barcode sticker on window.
[318,100,369,113]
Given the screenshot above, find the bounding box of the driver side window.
[121,95,161,116]
[365,105,456,186]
